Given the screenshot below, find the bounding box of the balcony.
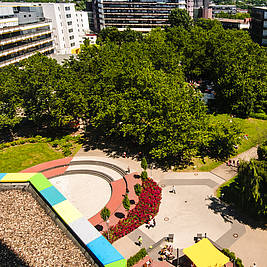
[0,19,52,35]
[0,45,55,68]
[0,29,52,46]
[0,38,53,57]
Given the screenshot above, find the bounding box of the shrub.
[127,248,147,267]
[62,148,72,156]
[103,178,162,243]
[222,248,244,267]
[141,170,148,181]
[257,141,267,161]
[134,184,142,196]
[100,207,111,221]
[123,194,131,211]
[250,113,267,120]
[141,157,148,170]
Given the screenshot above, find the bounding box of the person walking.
[172,185,176,194]
[138,236,143,246]
[153,218,156,227]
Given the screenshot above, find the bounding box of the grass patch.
[234,118,267,153]
[0,143,64,173]
[178,118,267,172]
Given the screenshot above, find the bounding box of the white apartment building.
[0,4,54,67]
[40,3,90,54]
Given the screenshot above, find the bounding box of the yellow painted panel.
[53,200,83,224]
[1,173,36,182]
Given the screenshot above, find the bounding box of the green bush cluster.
[257,141,267,161]
[123,194,131,211]
[0,135,82,156]
[127,248,147,267]
[250,113,267,120]
[134,184,142,196]
[141,171,148,181]
[222,248,244,267]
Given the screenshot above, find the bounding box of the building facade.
[250,6,267,46]
[40,3,90,54]
[217,18,250,30]
[89,0,189,32]
[210,4,236,17]
[0,4,54,67]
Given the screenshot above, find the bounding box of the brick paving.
[20,157,72,178]
[90,172,142,232]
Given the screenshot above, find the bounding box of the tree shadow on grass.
[206,196,267,230]
[81,127,172,171]
[0,239,29,266]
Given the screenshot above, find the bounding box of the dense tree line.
[0,14,266,166]
[221,141,267,217]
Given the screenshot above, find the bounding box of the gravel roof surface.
[0,190,91,267]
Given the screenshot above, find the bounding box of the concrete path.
[48,146,265,265]
[211,147,258,181]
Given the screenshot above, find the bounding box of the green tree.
[168,9,192,30]
[141,171,148,181]
[134,184,142,196]
[0,65,23,137]
[97,27,122,44]
[123,194,131,211]
[141,157,148,170]
[100,206,111,221]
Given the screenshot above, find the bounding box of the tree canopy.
[1,21,266,167]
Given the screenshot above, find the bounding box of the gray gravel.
[0,190,91,267]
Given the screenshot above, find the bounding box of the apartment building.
[89,0,188,32]
[0,4,54,67]
[40,3,90,54]
[250,6,267,46]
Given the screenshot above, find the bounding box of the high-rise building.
[250,6,267,46]
[89,0,188,32]
[0,4,54,67]
[40,3,90,54]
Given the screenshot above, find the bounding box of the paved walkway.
[21,146,265,266]
[211,147,258,181]
[75,146,266,266]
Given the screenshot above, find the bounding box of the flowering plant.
[103,178,162,243]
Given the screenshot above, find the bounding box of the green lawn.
[179,118,267,172]
[0,143,64,173]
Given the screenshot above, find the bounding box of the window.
[65,6,70,11]
[67,21,72,26]
[69,35,74,40]
[68,28,73,33]
[71,42,75,47]
[66,14,71,18]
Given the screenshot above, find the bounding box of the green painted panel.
[30,173,52,191]
[104,259,127,267]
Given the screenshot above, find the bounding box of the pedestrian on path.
[138,236,143,246]
[172,185,176,194]
[153,218,156,227]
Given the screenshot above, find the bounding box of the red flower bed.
[103,178,162,243]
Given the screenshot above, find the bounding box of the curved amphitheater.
[0,156,139,267]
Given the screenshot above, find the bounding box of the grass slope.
[0,143,64,173]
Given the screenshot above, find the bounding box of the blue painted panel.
[69,217,101,245]
[39,186,66,206]
[86,236,124,265]
[0,173,7,181]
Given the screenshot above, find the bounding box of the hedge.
[127,248,147,267]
